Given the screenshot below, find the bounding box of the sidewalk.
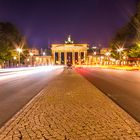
[0,69,140,140]
[76,65,140,71]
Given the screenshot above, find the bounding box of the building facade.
[33,56,52,66]
[29,48,40,56]
[51,36,89,65]
[26,37,117,66]
[27,36,126,66]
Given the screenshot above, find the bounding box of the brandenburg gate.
[51,36,88,65]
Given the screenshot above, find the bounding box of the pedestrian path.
[0,69,140,140]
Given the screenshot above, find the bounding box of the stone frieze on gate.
[51,44,88,52]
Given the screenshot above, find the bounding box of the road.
[76,67,140,122]
[0,66,63,128]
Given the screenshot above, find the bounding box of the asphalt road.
[0,66,63,128]
[76,67,140,123]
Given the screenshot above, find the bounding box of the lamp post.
[29,52,33,66]
[16,48,22,67]
[13,56,17,67]
[122,56,127,65]
[105,52,111,65]
[100,56,104,65]
[13,38,25,67]
[117,48,123,65]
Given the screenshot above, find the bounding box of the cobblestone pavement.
[0,69,140,140]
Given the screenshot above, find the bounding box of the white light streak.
[0,66,64,81]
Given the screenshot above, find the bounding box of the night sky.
[0,0,138,48]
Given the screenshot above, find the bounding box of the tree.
[0,22,28,67]
[109,1,140,59]
[13,38,29,65]
[0,22,22,63]
[129,43,140,57]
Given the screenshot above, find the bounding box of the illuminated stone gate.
[51,36,88,65]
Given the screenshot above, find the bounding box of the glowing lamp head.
[93,52,97,55]
[123,56,126,59]
[17,48,22,53]
[117,48,123,53]
[105,52,111,56]
[13,56,17,60]
[36,57,39,60]
[29,52,33,56]
[43,52,46,56]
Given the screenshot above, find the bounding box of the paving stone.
[0,69,140,140]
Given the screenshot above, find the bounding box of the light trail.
[0,66,64,81]
[0,66,62,73]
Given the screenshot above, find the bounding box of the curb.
[0,88,46,135]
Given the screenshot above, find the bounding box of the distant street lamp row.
[91,47,125,65]
[13,50,46,67]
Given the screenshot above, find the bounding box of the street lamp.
[117,48,123,53]
[29,52,34,66]
[105,52,111,65]
[13,56,17,60]
[29,52,33,57]
[117,47,124,65]
[16,47,22,66]
[105,52,111,56]
[93,52,97,55]
[13,38,25,67]
[13,56,17,67]
[100,56,104,65]
[110,58,116,65]
[43,52,46,56]
[122,56,127,65]
[123,56,126,60]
